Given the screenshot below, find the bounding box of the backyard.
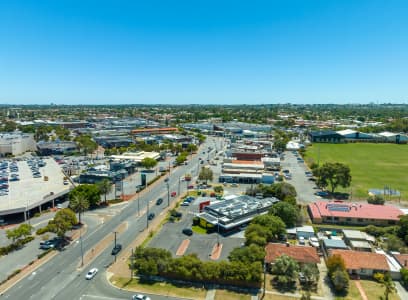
[305,143,408,200]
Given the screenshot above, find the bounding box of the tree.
[326,254,346,276]
[48,208,77,237]
[199,167,213,184]
[367,194,385,205]
[213,185,223,194]
[398,215,408,244]
[300,263,320,290]
[6,224,33,244]
[262,182,297,202]
[69,184,101,207]
[380,272,396,300]
[175,153,187,165]
[269,202,299,228]
[273,139,287,153]
[69,193,89,224]
[96,179,113,203]
[186,143,198,153]
[228,244,265,264]
[75,134,97,156]
[141,157,158,170]
[331,269,349,293]
[400,268,408,288]
[247,215,286,244]
[271,255,299,287]
[316,162,351,194]
[3,121,17,132]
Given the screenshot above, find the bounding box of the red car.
[171,191,177,197]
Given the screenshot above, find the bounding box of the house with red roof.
[308,200,403,226]
[330,249,390,278]
[265,243,320,268]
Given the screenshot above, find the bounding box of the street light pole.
[166,182,170,207]
[146,198,149,229]
[178,177,181,196]
[137,189,140,216]
[80,226,84,267]
[113,231,118,247]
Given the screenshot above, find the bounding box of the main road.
[1,137,222,300]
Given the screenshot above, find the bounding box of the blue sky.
[1,0,408,105]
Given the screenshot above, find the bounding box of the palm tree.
[97,179,113,203]
[69,193,89,224]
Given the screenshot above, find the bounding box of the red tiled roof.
[265,243,320,264]
[394,254,408,268]
[331,249,389,271]
[308,201,402,221]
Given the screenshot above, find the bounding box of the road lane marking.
[80,294,127,300]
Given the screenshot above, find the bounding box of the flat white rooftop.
[0,158,73,216]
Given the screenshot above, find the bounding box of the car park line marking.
[176,239,190,256]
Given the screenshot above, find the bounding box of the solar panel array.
[327,203,350,212]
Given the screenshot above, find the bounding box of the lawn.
[359,279,400,300]
[111,276,207,300]
[305,143,408,200]
[214,289,252,300]
[334,280,362,300]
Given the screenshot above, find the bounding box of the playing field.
[304,143,408,200]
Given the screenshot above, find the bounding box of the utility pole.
[146,198,149,229]
[130,248,134,280]
[178,177,181,196]
[113,231,117,247]
[263,260,267,297]
[80,226,84,267]
[137,189,140,216]
[166,182,170,207]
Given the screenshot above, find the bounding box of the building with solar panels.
[197,195,280,232]
[308,200,403,226]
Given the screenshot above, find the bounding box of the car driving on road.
[85,268,98,280]
[111,244,122,255]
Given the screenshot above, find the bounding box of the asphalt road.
[0,138,218,300]
[280,151,319,203]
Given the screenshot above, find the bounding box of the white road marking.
[80,294,127,300]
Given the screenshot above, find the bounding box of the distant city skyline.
[1,1,408,105]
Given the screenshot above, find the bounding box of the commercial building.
[197,195,279,232]
[110,151,161,163]
[308,201,403,226]
[37,141,77,156]
[131,127,178,136]
[308,131,345,143]
[0,133,36,156]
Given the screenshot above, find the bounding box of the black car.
[111,244,122,255]
[182,228,193,236]
[156,198,163,205]
[147,213,155,220]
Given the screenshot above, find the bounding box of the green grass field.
[304,143,408,200]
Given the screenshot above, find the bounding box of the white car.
[132,294,151,300]
[309,237,320,248]
[85,268,98,280]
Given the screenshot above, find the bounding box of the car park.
[147,213,155,220]
[182,228,193,236]
[156,198,163,205]
[85,268,98,280]
[111,244,122,255]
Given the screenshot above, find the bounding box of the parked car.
[147,213,155,220]
[111,244,122,255]
[40,240,56,250]
[309,237,319,248]
[182,228,193,236]
[181,201,190,206]
[156,198,163,205]
[315,191,330,197]
[85,268,98,280]
[231,183,239,187]
[298,237,305,245]
[171,191,176,197]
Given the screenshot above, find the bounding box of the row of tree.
[131,247,262,287]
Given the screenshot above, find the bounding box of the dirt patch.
[176,239,190,256]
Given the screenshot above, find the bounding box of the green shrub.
[36,226,50,235]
